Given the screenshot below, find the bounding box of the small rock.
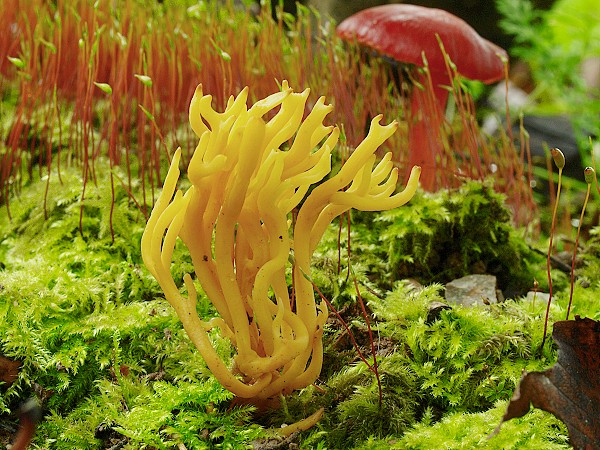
[445,274,498,307]
[525,290,550,304]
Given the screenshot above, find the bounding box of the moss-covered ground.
[1,162,598,449]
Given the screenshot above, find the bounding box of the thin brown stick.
[566,167,595,320]
[540,148,565,352]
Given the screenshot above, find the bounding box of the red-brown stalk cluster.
[0,0,535,226]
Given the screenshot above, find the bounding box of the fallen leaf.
[0,355,21,385]
[493,317,600,449]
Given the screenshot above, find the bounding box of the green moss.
[0,165,258,447]
[370,282,554,415]
[357,401,569,449]
[312,181,541,306]
[273,273,576,449]
[2,163,597,449]
[291,353,419,449]
[377,181,539,292]
[39,377,260,449]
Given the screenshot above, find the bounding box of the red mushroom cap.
[336,4,507,85]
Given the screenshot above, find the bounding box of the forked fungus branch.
[141,82,421,401]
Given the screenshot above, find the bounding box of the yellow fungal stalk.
[141,81,420,401]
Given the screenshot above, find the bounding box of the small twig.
[301,266,383,407]
[352,274,383,409]
[310,281,373,372]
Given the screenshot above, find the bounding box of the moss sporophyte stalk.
[141,82,420,407]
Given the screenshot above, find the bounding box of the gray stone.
[525,291,551,304]
[445,274,498,307]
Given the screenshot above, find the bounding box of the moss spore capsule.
[584,166,595,185]
[550,148,565,170]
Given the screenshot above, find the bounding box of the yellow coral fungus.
[141,82,420,401]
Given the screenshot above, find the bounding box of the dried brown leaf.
[0,356,20,385]
[494,317,600,449]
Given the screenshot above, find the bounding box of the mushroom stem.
[407,71,449,191]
